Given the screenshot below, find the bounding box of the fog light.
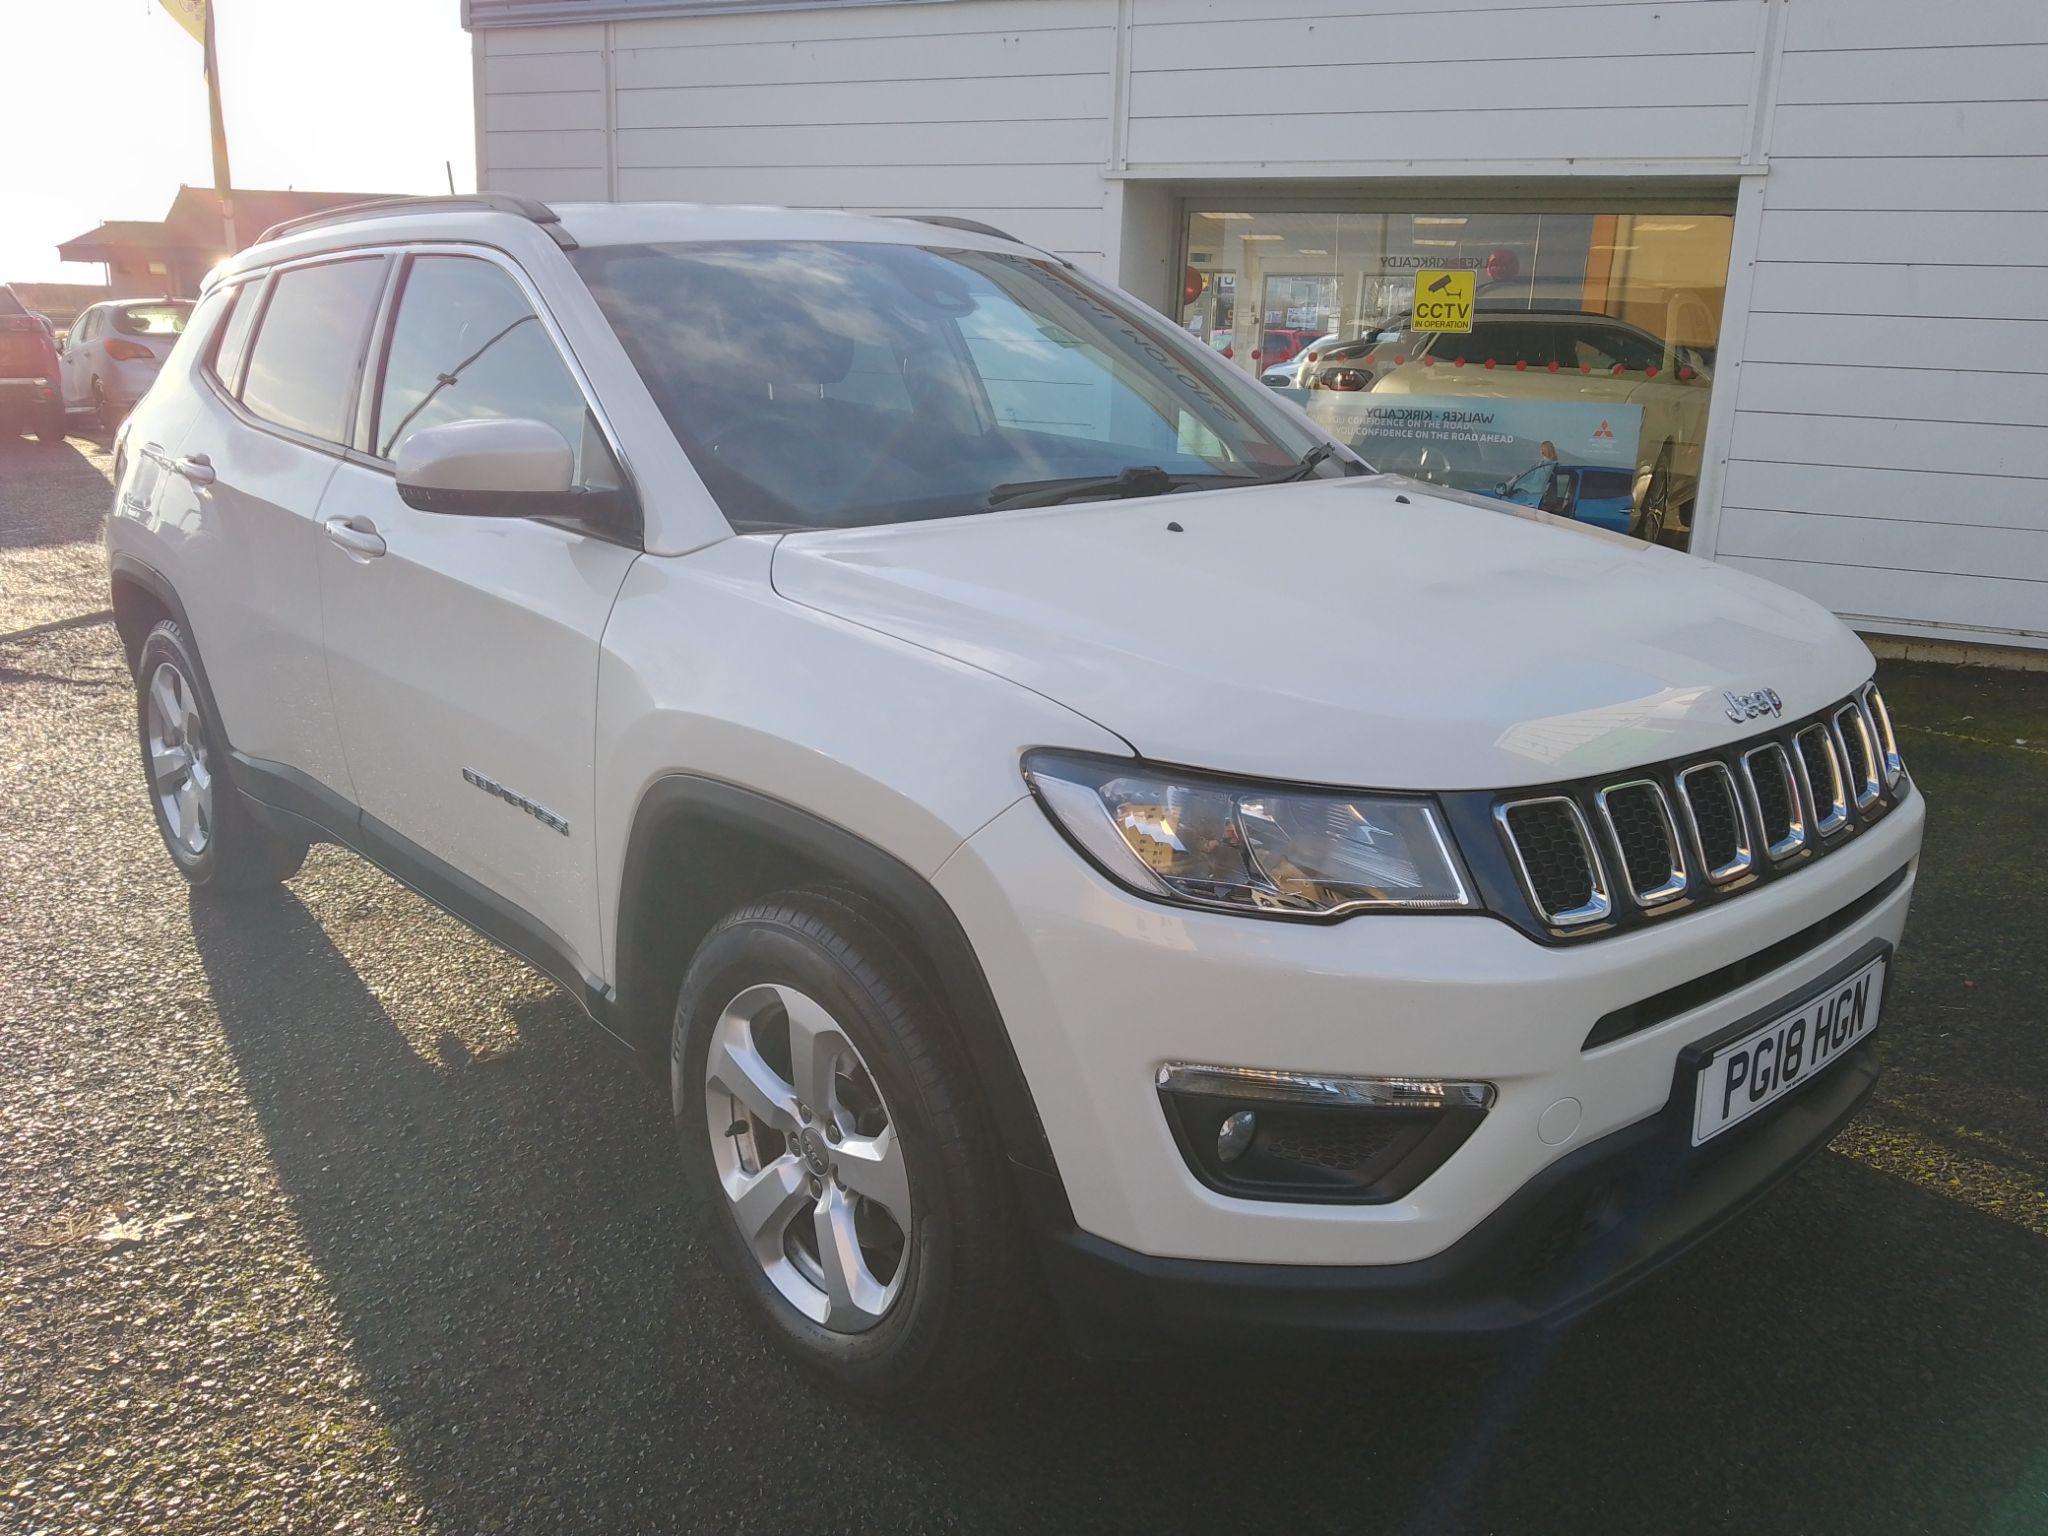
[1156,1063,1495,1205]
[1217,1110,1257,1163]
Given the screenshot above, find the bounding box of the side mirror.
[395,417,621,522]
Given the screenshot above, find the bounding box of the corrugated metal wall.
[472,0,2048,650]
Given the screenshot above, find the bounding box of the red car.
[0,287,66,445]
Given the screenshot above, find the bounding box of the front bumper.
[935,782,1922,1278]
[1036,959,1878,1353]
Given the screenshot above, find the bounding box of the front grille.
[1496,798,1609,925]
[1486,687,1905,941]
[1678,762,1751,882]
[1596,780,1685,906]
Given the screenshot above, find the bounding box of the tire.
[94,381,118,438]
[672,887,1021,1396]
[34,411,65,445]
[135,620,307,893]
[1634,440,1673,545]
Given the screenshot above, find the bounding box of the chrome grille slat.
[1494,796,1612,927]
[1676,761,1754,883]
[1834,701,1882,811]
[1739,742,1806,861]
[1863,683,1903,787]
[1594,779,1686,907]
[1794,722,1851,836]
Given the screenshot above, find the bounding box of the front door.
[314,250,639,986]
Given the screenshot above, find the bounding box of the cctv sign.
[1411,268,1475,333]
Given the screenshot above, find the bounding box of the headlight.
[1022,750,1474,917]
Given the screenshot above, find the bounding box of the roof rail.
[895,214,1023,244]
[887,213,1073,267]
[256,193,576,250]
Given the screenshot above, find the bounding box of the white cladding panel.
[1724,0,2048,645]
[475,0,2048,648]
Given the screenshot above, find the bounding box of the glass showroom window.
[1180,209,1734,548]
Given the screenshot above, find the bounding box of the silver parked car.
[61,298,192,433]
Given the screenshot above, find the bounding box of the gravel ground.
[2,434,2044,1535]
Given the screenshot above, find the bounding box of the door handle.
[323,515,386,559]
[172,453,216,486]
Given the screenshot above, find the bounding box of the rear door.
[59,307,97,406]
[152,255,390,803]
[314,248,640,986]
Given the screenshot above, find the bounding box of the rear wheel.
[33,409,65,444]
[672,889,1020,1396]
[135,620,306,892]
[93,380,118,437]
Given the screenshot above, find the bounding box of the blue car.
[1493,460,1638,533]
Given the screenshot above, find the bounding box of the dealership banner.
[1314,395,1644,497]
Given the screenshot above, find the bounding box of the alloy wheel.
[144,660,212,858]
[1638,445,1672,544]
[703,982,912,1332]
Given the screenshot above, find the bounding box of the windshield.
[570,240,1334,531]
[112,302,191,337]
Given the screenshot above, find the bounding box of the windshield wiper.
[985,464,1184,511]
[1271,441,1358,482]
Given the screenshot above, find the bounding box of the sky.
[2,0,477,284]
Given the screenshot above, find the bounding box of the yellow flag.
[159,0,206,45]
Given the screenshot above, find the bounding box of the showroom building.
[463,0,2047,657]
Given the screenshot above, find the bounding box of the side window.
[208,281,261,392]
[74,309,99,345]
[373,254,611,485]
[239,257,387,443]
[1568,321,1663,373]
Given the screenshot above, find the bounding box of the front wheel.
[672,889,1021,1396]
[1634,440,1674,545]
[135,620,307,892]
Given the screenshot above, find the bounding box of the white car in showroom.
[106,196,1921,1396]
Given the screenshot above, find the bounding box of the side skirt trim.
[226,751,629,1053]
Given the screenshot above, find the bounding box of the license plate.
[1692,952,1886,1145]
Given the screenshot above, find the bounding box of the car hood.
[769,476,1873,790]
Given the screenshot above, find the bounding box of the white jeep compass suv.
[106,195,1923,1395]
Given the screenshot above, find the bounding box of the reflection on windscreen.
[570,241,1318,530]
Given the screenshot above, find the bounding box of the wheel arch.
[109,554,187,677]
[614,774,1070,1215]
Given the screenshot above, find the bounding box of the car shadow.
[0,435,110,550]
[189,882,2048,1534]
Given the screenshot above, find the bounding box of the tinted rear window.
[239,258,387,443]
[209,282,261,391]
[113,303,191,337]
